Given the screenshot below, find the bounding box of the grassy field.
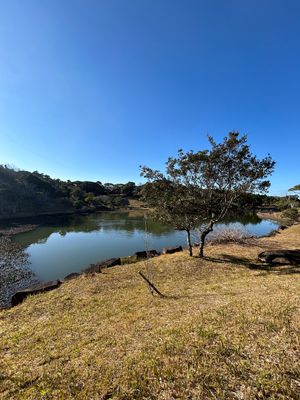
[1,224,300,399]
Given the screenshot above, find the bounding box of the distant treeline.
[0,164,295,220]
[0,165,140,219]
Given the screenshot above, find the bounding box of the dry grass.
[257,211,294,225]
[1,225,300,399]
[127,199,148,210]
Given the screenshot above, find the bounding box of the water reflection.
[13,212,175,247]
[12,212,278,282]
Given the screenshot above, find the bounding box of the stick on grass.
[139,271,165,297]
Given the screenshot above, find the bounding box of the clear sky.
[0,0,299,195]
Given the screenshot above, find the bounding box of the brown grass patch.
[1,225,300,399]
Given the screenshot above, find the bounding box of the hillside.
[1,224,300,399]
[0,165,284,221]
[0,165,139,219]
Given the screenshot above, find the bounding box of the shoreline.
[0,206,148,228]
[1,222,300,397]
[256,210,289,225]
[0,207,147,307]
[0,224,39,236]
[0,210,284,308]
[0,236,40,309]
[0,207,276,233]
[0,199,148,222]
[0,216,285,308]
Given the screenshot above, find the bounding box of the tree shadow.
[207,238,263,249]
[204,254,300,275]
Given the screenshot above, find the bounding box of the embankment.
[1,223,300,398]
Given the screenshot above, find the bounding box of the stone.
[83,258,121,274]
[148,249,160,257]
[63,272,80,281]
[135,251,147,259]
[258,250,300,265]
[11,280,61,306]
[100,258,121,268]
[162,246,183,254]
[134,250,160,260]
[83,264,101,274]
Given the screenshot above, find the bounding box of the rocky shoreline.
[0,224,38,236]
[2,244,184,308]
[0,215,289,308]
[0,235,39,309]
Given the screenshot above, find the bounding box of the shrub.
[282,208,298,222]
[207,226,251,244]
[275,198,291,211]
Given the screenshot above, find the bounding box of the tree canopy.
[0,165,138,218]
[141,132,275,257]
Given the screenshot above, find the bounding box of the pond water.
[12,212,278,282]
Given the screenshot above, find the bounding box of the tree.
[288,184,300,194]
[288,184,300,208]
[139,171,200,256]
[121,181,136,197]
[141,132,275,257]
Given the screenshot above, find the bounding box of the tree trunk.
[199,220,214,258]
[186,228,193,256]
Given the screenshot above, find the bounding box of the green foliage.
[141,132,275,256]
[84,193,96,204]
[282,208,298,221]
[0,165,138,218]
[112,196,130,207]
[121,181,136,197]
[275,193,300,211]
[289,184,300,192]
[73,199,85,209]
[74,181,106,195]
[275,197,292,211]
[287,184,300,208]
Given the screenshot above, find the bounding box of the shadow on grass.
[203,254,300,275]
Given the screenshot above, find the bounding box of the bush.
[282,208,298,221]
[275,198,291,211]
[112,196,129,207]
[207,226,251,244]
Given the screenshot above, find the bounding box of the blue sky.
[0,0,299,195]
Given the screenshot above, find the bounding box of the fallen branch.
[138,271,165,297]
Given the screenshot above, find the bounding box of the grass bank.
[1,224,300,399]
[257,210,297,225]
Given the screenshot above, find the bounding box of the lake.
[12,212,278,282]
